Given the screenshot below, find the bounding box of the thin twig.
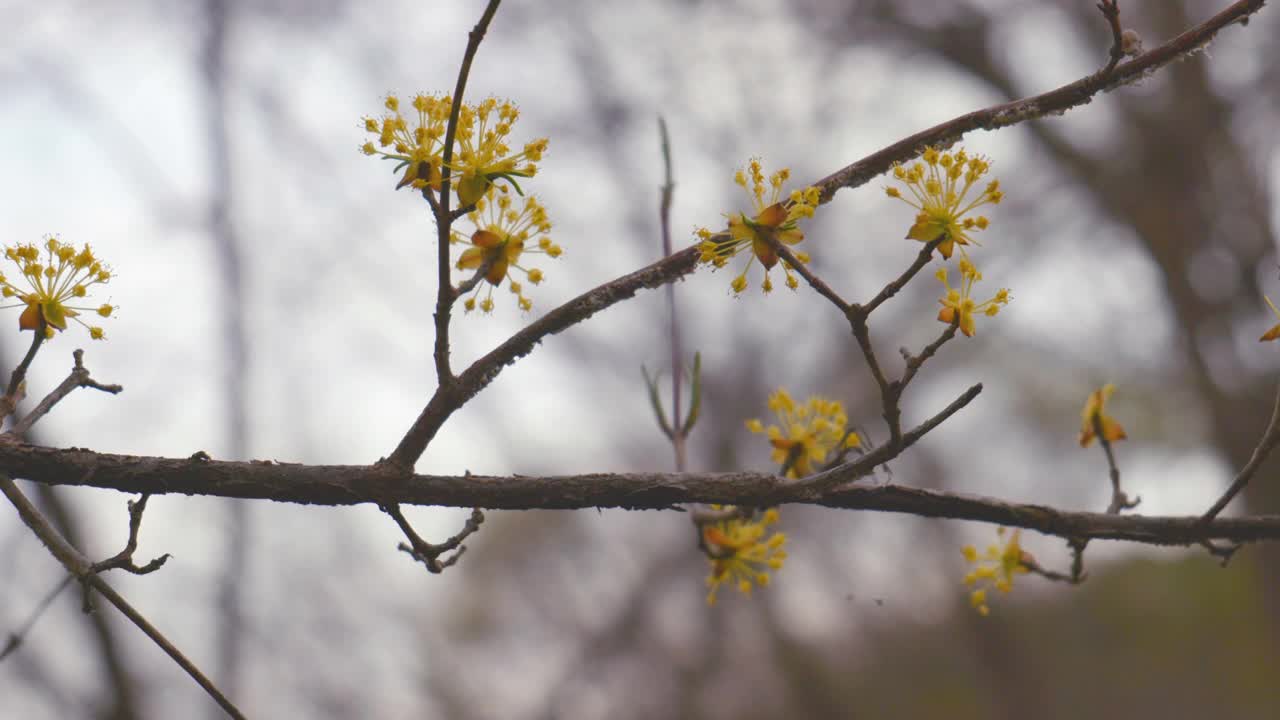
[1,331,44,424]
[850,315,900,447]
[1092,413,1139,514]
[386,245,702,469]
[792,383,983,496]
[91,494,171,575]
[382,504,484,573]
[900,321,960,389]
[855,239,942,319]
[1023,556,1082,585]
[1068,538,1089,583]
[657,116,688,472]
[810,0,1265,202]
[1095,0,1126,75]
[1201,382,1280,523]
[770,242,850,314]
[7,349,123,440]
[0,574,73,662]
[431,0,504,388]
[0,474,245,719]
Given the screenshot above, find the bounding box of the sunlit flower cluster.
[450,188,561,313]
[884,146,1003,261]
[703,507,787,606]
[697,159,820,294]
[961,527,1030,616]
[1079,383,1127,448]
[934,258,1010,337]
[361,94,548,207]
[0,236,114,340]
[746,388,860,478]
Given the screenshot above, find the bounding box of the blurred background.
[1,0,1279,717]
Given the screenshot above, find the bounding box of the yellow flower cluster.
[697,158,820,294]
[885,146,1002,261]
[886,146,1010,338]
[746,388,860,478]
[362,93,559,315]
[361,94,548,207]
[703,508,787,606]
[451,191,562,313]
[0,236,114,340]
[935,258,1010,337]
[961,527,1029,616]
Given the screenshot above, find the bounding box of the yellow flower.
[703,508,787,606]
[361,93,451,192]
[934,259,1010,337]
[450,98,548,206]
[1079,384,1126,448]
[0,236,114,340]
[361,95,548,207]
[1260,295,1280,342]
[961,527,1030,616]
[746,388,860,478]
[885,146,1003,260]
[697,158,820,294]
[451,188,560,313]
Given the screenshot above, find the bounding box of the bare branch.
[0,575,73,663]
[810,0,1266,203]
[1,331,44,424]
[1095,0,1126,75]
[7,349,123,440]
[1201,382,1280,522]
[0,474,245,719]
[1092,413,1139,514]
[384,504,484,573]
[386,245,701,469]
[91,494,171,575]
[771,242,850,314]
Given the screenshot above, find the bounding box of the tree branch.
[382,0,1266,471]
[809,0,1266,203]
[7,442,1280,546]
[0,474,244,719]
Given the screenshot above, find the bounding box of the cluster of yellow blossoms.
[935,258,1011,338]
[962,527,1030,616]
[703,508,787,606]
[0,236,114,340]
[361,93,558,313]
[697,159,820,294]
[886,146,1009,337]
[745,388,860,478]
[362,94,548,206]
[704,389,858,604]
[450,191,562,313]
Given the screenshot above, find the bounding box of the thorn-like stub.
[1121,29,1144,56]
